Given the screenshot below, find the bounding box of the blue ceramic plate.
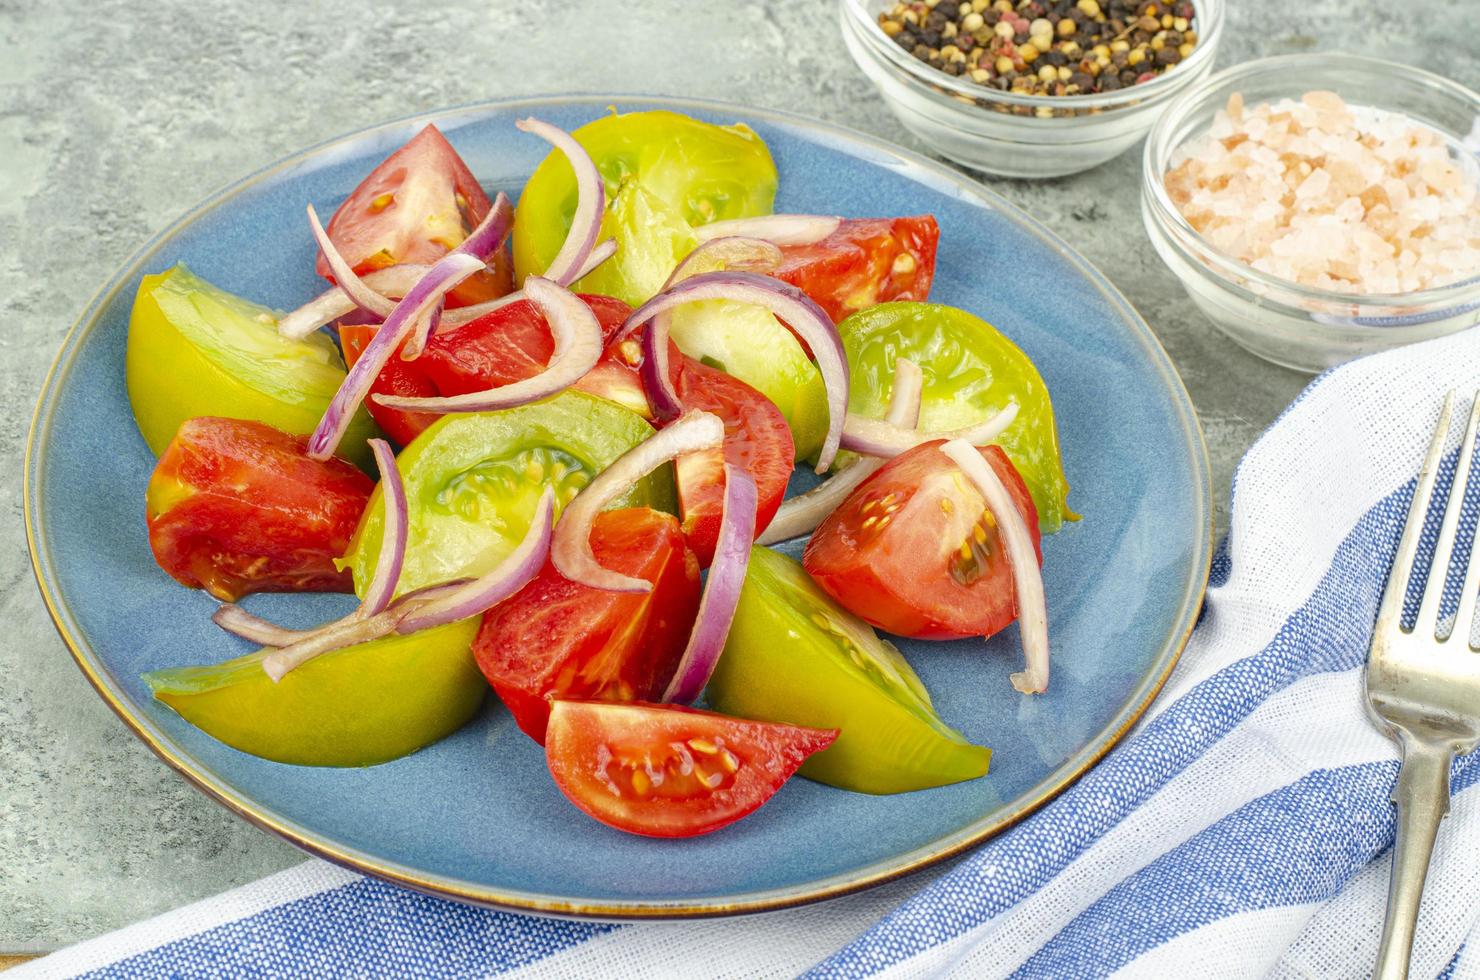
[26,96,1210,918]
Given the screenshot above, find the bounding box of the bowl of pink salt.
[1141,53,1480,372]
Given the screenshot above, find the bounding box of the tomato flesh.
[544,700,836,837]
[338,322,439,447]
[337,294,632,447]
[317,124,511,307]
[146,417,373,601]
[576,327,794,565]
[672,358,793,566]
[776,216,940,325]
[340,391,673,600]
[417,294,630,395]
[804,442,1040,640]
[475,508,701,743]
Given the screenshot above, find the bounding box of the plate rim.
[24,92,1213,920]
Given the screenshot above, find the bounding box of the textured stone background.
[2,0,1476,952]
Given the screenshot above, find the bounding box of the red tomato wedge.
[545,700,837,838]
[474,509,701,744]
[803,441,1040,640]
[776,216,940,325]
[315,124,512,307]
[145,417,373,602]
[417,294,630,396]
[338,322,439,447]
[337,294,632,447]
[672,358,793,566]
[577,329,794,564]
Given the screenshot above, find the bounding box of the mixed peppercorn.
[879,0,1198,98]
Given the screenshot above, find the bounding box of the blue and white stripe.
[16,328,1480,979]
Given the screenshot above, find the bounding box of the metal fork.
[1366,391,1480,980]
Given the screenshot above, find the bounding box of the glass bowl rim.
[839,0,1226,112]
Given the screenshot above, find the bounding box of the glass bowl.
[838,0,1225,178]
[1141,53,1480,373]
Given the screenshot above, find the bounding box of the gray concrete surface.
[2,0,1475,952]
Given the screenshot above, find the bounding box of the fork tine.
[1441,395,1480,648]
[1376,392,1454,634]
[1416,393,1480,639]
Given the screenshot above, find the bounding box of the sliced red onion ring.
[260,607,405,683]
[212,604,316,646]
[400,192,514,361]
[665,236,782,287]
[841,402,1019,458]
[758,358,923,545]
[306,204,397,319]
[359,439,408,616]
[661,465,757,704]
[625,271,848,472]
[307,252,484,461]
[633,236,787,420]
[372,276,602,413]
[553,411,725,593]
[278,265,429,340]
[434,238,618,332]
[518,117,603,286]
[396,488,554,633]
[940,439,1049,695]
[693,214,841,247]
[456,191,514,261]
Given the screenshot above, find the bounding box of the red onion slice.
[661,465,757,704]
[307,252,484,461]
[634,237,786,420]
[359,439,408,616]
[278,265,429,340]
[758,358,923,545]
[395,488,554,633]
[518,118,603,286]
[372,276,602,413]
[212,604,316,646]
[307,204,398,320]
[841,402,1019,458]
[940,439,1049,695]
[260,607,405,683]
[624,271,848,472]
[552,411,725,592]
[281,194,515,342]
[693,214,841,246]
[434,238,617,332]
[665,237,782,287]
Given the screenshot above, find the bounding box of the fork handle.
[1375,737,1454,980]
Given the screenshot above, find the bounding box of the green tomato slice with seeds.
[838,302,1073,532]
[341,390,675,599]
[513,109,778,307]
[705,547,991,795]
[125,264,379,468]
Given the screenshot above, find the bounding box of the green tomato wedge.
[342,391,675,599]
[666,301,830,462]
[143,618,481,767]
[706,547,990,794]
[838,302,1073,532]
[513,109,777,307]
[125,264,378,468]
[580,180,697,308]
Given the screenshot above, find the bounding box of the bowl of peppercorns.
[839,0,1224,178]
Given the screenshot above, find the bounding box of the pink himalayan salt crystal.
[1164,91,1480,294]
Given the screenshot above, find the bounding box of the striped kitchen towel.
[15,325,1480,979]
